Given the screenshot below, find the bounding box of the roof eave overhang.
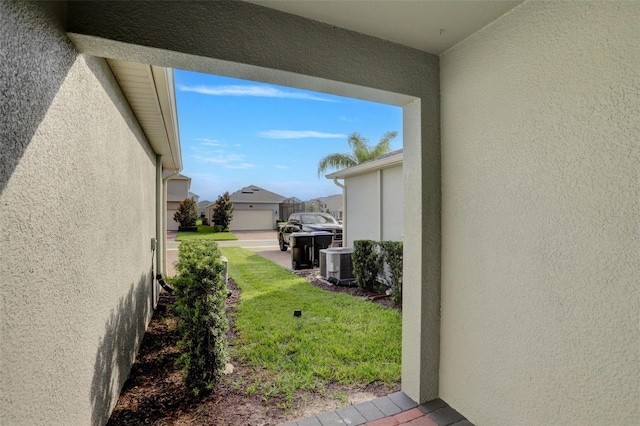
[151,66,182,171]
[326,153,403,179]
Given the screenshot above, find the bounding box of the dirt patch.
[297,270,400,311]
[108,278,399,425]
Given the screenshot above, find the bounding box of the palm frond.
[370,131,397,159]
[317,153,357,177]
[316,131,398,178]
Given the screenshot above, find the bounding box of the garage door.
[230,209,274,230]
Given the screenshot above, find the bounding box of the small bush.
[379,241,403,306]
[178,226,198,232]
[172,240,229,394]
[352,240,383,292]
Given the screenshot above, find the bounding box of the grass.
[219,247,402,404]
[176,225,237,241]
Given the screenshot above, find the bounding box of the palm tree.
[317,131,398,177]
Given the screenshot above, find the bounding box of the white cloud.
[275,165,288,169]
[226,163,256,170]
[258,130,346,139]
[193,154,255,170]
[193,153,243,164]
[177,84,336,102]
[195,138,226,147]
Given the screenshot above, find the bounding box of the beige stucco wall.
[440,1,640,424]
[0,2,158,424]
[345,164,403,247]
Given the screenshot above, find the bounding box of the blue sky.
[174,70,403,202]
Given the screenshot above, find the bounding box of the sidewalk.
[281,392,472,426]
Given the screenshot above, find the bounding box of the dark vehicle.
[278,212,343,251]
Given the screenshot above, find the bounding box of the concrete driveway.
[165,229,292,276]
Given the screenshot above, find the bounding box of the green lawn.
[176,225,237,241]
[219,247,401,404]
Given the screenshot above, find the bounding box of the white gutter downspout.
[332,177,347,246]
[162,169,181,276]
[155,155,163,306]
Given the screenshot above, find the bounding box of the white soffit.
[245,0,523,55]
[106,59,182,170]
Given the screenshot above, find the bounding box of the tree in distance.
[212,192,234,231]
[174,197,198,230]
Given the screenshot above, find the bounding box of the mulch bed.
[107,274,400,425]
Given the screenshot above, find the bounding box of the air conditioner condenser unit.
[320,248,354,283]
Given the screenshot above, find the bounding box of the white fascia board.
[151,66,182,171]
[325,153,403,179]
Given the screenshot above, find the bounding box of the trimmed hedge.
[178,226,198,232]
[353,240,403,306]
[379,241,403,306]
[352,240,383,292]
[172,240,229,394]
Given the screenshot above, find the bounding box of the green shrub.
[212,192,234,230]
[352,240,383,292]
[379,241,403,306]
[174,197,199,228]
[172,240,229,394]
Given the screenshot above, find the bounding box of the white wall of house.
[381,165,403,242]
[344,164,403,247]
[0,2,159,425]
[345,174,379,246]
[439,2,640,424]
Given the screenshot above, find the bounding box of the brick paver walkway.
[280,392,473,426]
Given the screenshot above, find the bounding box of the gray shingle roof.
[229,185,287,203]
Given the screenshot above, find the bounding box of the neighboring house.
[166,174,191,231]
[3,2,638,425]
[197,199,211,216]
[206,185,286,231]
[305,195,343,218]
[327,150,403,247]
[305,198,325,212]
[324,194,343,220]
[188,191,199,203]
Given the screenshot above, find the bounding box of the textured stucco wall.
[66,0,441,402]
[0,1,158,424]
[440,1,640,424]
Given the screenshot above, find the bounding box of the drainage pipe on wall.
[332,177,347,246]
[155,155,164,305]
